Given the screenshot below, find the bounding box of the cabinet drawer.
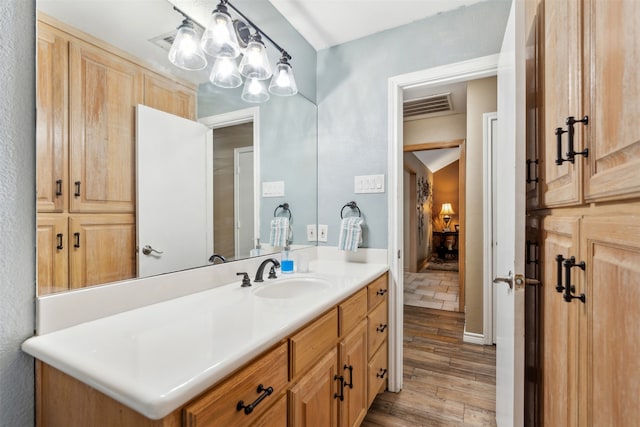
[367,300,388,358]
[367,341,388,408]
[251,394,287,427]
[339,288,367,337]
[183,342,288,427]
[367,273,388,311]
[290,309,338,379]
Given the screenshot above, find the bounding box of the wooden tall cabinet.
[36,14,197,295]
[527,0,640,425]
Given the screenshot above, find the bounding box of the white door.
[494,2,526,426]
[136,105,213,278]
[234,146,254,259]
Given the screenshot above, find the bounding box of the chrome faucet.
[209,253,226,264]
[254,258,280,282]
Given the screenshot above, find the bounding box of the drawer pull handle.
[56,233,64,250]
[55,179,63,196]
[376,289,387,296]
[236,384,273,415]
[376,324,387,333]
[73,232,80,248]
[74,181,81,197]
[376,368,387,379]
[555,255,566,293]
[563,257,586,304]
[334,375,345,401]
[343,364,354,389]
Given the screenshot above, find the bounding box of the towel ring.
[340,201,361,219]
[274,203,292,220]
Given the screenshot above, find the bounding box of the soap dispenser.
[281,244,294,274]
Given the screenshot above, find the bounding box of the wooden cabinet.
[68,39,141,213]
[37,214,68,295]
[183,342,288,427]
[338,320,368,427]
[36,22,68,213]
[36,16,197,294]
[143,73,196,121]
[290,309,338,379]
[365,273,388,405]
[528,2,640,424]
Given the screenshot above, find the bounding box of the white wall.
[0,1,36,425]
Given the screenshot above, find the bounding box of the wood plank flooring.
[362,306,496,427]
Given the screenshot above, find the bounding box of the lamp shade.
[440,203,455,217]
[241,77,270,103]
[168,20,207,71]
[209,57,242,88]
[200,5,241,58]
[238,34,272,79]
[269,57,298,96]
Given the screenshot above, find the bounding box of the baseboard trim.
[463,330,487,345]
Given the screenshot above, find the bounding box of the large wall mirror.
[36,0,318,296]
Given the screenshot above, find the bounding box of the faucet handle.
[237,272,251,287]
[268,266,278,279]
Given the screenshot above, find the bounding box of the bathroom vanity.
[24,259,389,427]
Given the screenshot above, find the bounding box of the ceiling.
[268,0,485,50]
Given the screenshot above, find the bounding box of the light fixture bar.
[223,0,291,61]
[172,6,204,31]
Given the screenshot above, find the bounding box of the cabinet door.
[289,348,339,427]
[525,0,542,210]
[37,214,69,295]
[338,320,367,427]
[68,214,136,288]
[69,41,142,213]
[542,0,583,207]
[36,22,68,213]
[541,216,580,427]
[583,0,640,202]
[579,216,640,427]
[143,73,196,121]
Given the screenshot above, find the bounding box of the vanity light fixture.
[168,0,298,102]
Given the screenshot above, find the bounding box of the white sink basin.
[253,277,332,299]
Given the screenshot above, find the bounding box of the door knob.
[142,245,163,256]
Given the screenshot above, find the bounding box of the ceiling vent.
[149,30,178,52]
[403,92,453,118]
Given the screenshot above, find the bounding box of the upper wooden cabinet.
[582,0,640,202]
[68,40,142,213]
[143,73,196,121]
[36,23,68,213]
[542,0,640,207]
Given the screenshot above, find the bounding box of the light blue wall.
[0,1,36,426]
[316,1,511,248]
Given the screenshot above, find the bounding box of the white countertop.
[22,259,387,420]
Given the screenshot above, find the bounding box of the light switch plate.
[354,174,385,193]
[318,224,328,242]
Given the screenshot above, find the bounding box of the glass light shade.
[238,37,272,79]
[268,60,298,96]
[241,78,270,103]
[168,21,207,71]
[209,57,242,88]
[201,8,241,58]
[439,203,455,217]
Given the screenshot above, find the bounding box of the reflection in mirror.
[35,0,318,296]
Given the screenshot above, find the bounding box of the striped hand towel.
[338,217,364,252]
[269,217,290,247]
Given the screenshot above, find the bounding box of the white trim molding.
[463,331,487,345]
[483,112,498,345]
[387,54,499,393]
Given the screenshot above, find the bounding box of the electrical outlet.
[318,224,328,242]
[307,224,317,241]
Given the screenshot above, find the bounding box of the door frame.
[387,54,499,392]
[199,107,260,251]
[483,112,498,345]
[234,146,254,259]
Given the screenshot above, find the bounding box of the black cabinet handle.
[526,159,539,183]
[334,375,345,401]
[566,116,589,162]
[74,181,81,197]
[555,127,568,165]
[377,324,388,333]
[55,179,63,196]
[56,233,63,250]
[343,364,354,389]
[563,256,586,304]
[555,255,565,293]
[376,289,388,296]
[376,368,387,379]
[236,384,273,415]
[73,232,80,248]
